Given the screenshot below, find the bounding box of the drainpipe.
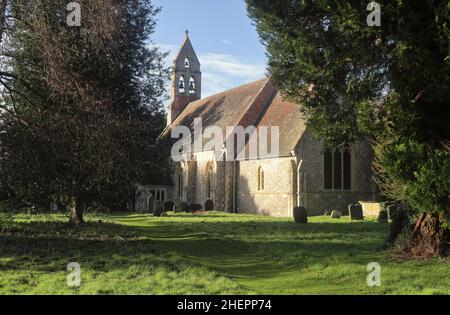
[293,150,299,207]
[232,159,237,213]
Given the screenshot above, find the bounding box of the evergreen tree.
[247,0,449,256]
[0,0,169,224]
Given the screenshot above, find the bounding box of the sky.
[151,0,268,99]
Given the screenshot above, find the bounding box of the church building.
[136,32,379,217]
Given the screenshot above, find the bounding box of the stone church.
[136,32,378,217]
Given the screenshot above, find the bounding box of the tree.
[247,0,450,256]
[0,0,169,224]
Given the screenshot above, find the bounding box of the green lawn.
[0,212,448,295]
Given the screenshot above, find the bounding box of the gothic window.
[189,77,196,94]
[324,144,352,190]
[184,57,190,68]
[258,167,265,191]
[178,76,185,93]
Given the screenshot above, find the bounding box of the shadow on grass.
[0,217,390,282]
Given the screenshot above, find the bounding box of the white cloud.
[221,39,232,45]
[199,53,266,97]
[200,53,266,79]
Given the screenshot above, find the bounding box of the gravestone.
[331,210,342,219]
[294,207,308,224]
[349,203,364,221]
[378,210,388,223]
[387,204,398,221]
[205,199,214,211]
[153,200,164,217]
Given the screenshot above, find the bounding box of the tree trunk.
[69,195,84,225]
[0,0,7,44]
[404,213,449,258]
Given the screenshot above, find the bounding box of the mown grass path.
[0,212,448,294]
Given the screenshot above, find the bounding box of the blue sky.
[151,0,268,98]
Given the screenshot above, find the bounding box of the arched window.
[184,57,190,68]
[324,144,351,190]
[258,167,265,191]
[178,76,185,93]
[189,77,196,94]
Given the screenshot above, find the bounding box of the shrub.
[293,207,308,224]
[204,199,214,211]
[153,200,164,217]
[186,204,202,213]
[164,201,174,213]
[388,205,411,243]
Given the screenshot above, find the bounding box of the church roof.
[163,78,271,136]
[161,78,307,157]
[250,91,307,157]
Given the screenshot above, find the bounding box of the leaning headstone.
[330,210,342,219]
[349,203,364,221]
[294,207,308,224]
[387,204,398,221]
[378,210,389,223]
[153,200,164,217]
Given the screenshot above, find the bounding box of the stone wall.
[171,151,232,212]
[237,157,296,217]
[236,129,377,217]
[166,129,378,217]
[295,129,378,215]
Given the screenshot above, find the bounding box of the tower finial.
[185,29,189,37]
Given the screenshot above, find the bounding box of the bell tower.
[167,31,202,126]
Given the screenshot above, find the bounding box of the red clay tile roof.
[160,78,307,156]
[162,78,272,137]
[253,92,306,156]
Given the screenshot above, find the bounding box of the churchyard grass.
[0,212,448,294]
